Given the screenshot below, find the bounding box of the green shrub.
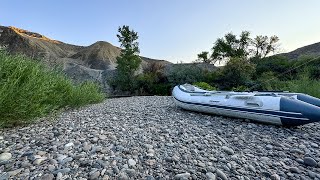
[253,55,295,80]
[217,57,256,90]
[232,85,250,91]
[0,50,105,127]
[136,73,171,95]
[193,82,216,90]
[167,65,205,85]
[285,74,320,98]
[254,71,288,91]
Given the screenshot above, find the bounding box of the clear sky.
[1,0,320,63]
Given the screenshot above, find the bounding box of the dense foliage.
[196,31,279,64]
[110,28,319,98]
[193,82,216,90]
[0,49,105,127]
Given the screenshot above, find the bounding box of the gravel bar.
[1,96,320,180]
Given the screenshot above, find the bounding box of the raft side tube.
[296,94,320,107]
[280,97,320,126]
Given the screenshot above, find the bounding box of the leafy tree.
[211,31,251,63]
[252,35,279,58]
[114,25,141,92]
[199,31,279,64]
[196,51,211,63]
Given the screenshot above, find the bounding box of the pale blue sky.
[1,0,320,63]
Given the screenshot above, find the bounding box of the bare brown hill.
[0,26,171,70]
[280,42,320,59]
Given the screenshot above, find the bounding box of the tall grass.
[285,75,320,98]
[0,49,105,127]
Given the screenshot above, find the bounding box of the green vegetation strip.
[0,50,105,127]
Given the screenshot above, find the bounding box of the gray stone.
[299,144,306,149]
[248,165,256,173]
[216,169,228,180]
[260,156,269,162]
[118,172,129,180]
[308,170,316,178]
[83,143,92,151]
[222,146,234,155]
[0,173,9,180]
[56,172,63,180]
[125,169,136,177]
[89,170,100,180]
[8,168,23,176]
[61,157,73,164]
[20,161,32,168]
[198,162,206,167]
[33,158,46,165]
[53,168,71,174]
[48,165,55,171]
[304,157,317,167]
[296,158,304,164]
[310,143,319,148]
[266,144,273,150]
[145,175,155,180]
[128,159,136,166]
[270,173,280,180]
[174,172,191,180]
[65,142,74,149]
[289,167,300,173]
[206,172,216,180]
[57,154,67,163]
[37,151,47,156]
[99,135,107,140]
[113,166,120,174]
[41,174,54,180]
[0,152,12,162]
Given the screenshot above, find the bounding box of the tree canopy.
[114,25,142,92]
[196,31,279,64]
[196,51,211,63]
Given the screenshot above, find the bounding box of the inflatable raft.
[172,84,320,126]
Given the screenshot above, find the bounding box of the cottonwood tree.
[211,31,251,63]
[114,25,141,92]
[196,51,211,63]
[252,35,279,58]
[198,31,279,64]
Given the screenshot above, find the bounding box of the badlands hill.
[280,42,320,60]
[0,26,170,70]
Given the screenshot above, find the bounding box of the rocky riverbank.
[1,96,320,179]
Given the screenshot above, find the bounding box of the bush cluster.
[125,55,320,98]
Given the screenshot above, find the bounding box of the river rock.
[216,169,228,180]
[174,172,190,179]
[0,152,12,162]
[304,157,317,167]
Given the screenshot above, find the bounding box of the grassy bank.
[285,77,320,98]
[0,50,105,127]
